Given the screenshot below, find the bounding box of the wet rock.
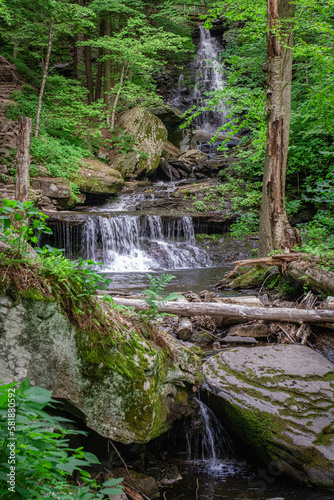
[112,151,140,178]
[204,345,334,488]
[179,149,209,164]
[189,330,213,346]
[162,140,182,158]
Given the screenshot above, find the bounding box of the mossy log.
[287,262,334,296]
[112,298,334,324]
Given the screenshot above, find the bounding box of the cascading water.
[193,26,228,133]
[186,398,234,464]
[81,215,211,272]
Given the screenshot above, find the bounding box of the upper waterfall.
[193,26,228,133]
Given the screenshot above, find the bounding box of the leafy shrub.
[0,199,52,257]
[30,133,91,179]
[0,378,124,499]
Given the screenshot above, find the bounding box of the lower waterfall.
[51,214,212,273]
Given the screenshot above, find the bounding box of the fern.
[141,274,182,320]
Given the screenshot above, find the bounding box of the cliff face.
[0,293,203,443]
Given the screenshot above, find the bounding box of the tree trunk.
[84,33,94,104]
[259,0,299,256]
[95,19,104,101]
[35,17,54,139]
[73,31,84,80]
[110,63,126,129]
[110,298,334,324]
[104,17,112,123]
[15,117,32,202]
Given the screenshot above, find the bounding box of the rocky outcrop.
[203,345,334,488]
[115,107,168,178]
[0,294,202,444]
[73,158,125,195]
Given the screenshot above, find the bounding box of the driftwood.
[111,298,334,324]
[177,316,192,340]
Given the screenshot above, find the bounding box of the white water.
[193,26,229,133]
[81,215,211,272]
[94,182,178,212]
[188,398,234,465]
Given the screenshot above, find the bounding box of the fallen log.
[177,316,192,340]
[287,262,334,296]
[111,298,334,324]
[225,253,312,279]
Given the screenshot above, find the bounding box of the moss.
[231,266,274,289]
[313,423,334,446]
[19,288,55,302]
[216,397,283,462]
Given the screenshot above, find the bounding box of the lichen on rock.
[114,107,168,178]
[203,344,334,488]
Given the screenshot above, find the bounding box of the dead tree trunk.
[35,17,54,139]
[15,117,32,202]
[259,0,300,256]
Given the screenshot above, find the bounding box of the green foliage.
[39,256,112,305]
[81,16,192,112]
[109,131,136,154]
[30,133,91,179]
[140,273,181,320]
[193,200,208,212]
[297,210,334,255]
[230,212,259,240]
[0,199,52,257]
[0,378,124,499]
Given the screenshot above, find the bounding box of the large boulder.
[0,294,202,444]
[73,158,125,195]
[203,345,334,488]
[115,107,168,178]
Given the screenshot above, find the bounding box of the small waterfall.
[96,182,177,212]
[186,398,234,464]
[81,215,211,272]
[193,26,228,133]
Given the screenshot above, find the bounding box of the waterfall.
[193,26,228,133]
[80,215,211,272]
[186,398,234,464]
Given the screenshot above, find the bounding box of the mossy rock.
[115,107,168,178]
[0,294,203,444]
[72,158,125,195]
[203,345,334,488]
